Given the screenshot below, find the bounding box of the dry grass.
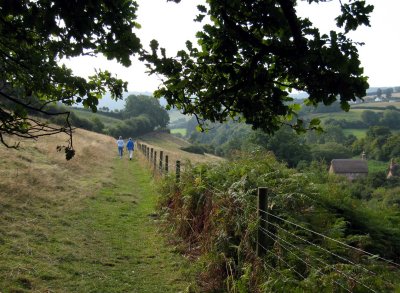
[0,129,117,290]
[138,131,224,166]
[0,129,116,203]
[0,129,193,292]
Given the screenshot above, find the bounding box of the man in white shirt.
[116,136,124,159]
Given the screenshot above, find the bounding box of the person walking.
[117,136,124,159]
[126,138,135,160]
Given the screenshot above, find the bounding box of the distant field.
[309,109,364,122]
[307,101,400,123]
[353,101,400,109]
[343,129,367,138]
[170,128,187,136]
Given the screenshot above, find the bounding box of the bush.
[158,151,400,292]
[180,145,206,155]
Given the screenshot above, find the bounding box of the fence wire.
[135,143,399,290]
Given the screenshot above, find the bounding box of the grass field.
[308,109,366,122]
[0,130,192,292]
[353,100,400,109]
[170,128,187,136]
[343,129,367,138]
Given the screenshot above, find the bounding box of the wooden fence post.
[159,151,163,173]
[154,151,157,170]
[176,160,180,182]
[257,187,268,257]
[151,148,153,161]
[146,147,150,161]
[165,155,169,174]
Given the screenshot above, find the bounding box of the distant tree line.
[180,106,400,170]
[23,94,170,138]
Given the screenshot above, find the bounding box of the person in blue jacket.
[126,137,135,160]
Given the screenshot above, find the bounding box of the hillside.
[138,131,224,164]
[0,130,192,291]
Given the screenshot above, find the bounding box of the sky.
[63,0,399,94]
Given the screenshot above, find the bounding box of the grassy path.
[71,156,191,292]
[0,155,190,292]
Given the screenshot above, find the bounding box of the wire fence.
[255,187,400,291]
[136,141,185,182]
[135,142,400,290]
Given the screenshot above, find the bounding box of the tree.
[123,94,170,128]
[249,127,311,167]
[99,107,110,113]
[311,142,352,162]
[142,0,373,134]
[361,110,380,126]
[1,0,375,160]
[376,88,382,98]
[381,110,400,129]
[0,0,141,159]
[364,126,392,160]
[385,88,394,99]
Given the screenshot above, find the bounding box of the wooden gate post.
[257,187,268,257]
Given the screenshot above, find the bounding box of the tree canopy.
[0,0,141,159]
[123,94,169,128]
[0,0,374,159]
[142,0,373,133]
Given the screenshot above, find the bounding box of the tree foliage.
[142,0,373,134]
[123,94,169,128]
[361,110,381,126]
[1,0,375,159]
[0,0,141,159]
[107,95,170,138]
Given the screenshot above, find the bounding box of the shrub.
[180,145,206,155]
[158,151,400,292]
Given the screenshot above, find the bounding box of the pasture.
[170,128,187,136]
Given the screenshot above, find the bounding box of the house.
[329,159,368,180]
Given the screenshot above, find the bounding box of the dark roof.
[330,159,368,174]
